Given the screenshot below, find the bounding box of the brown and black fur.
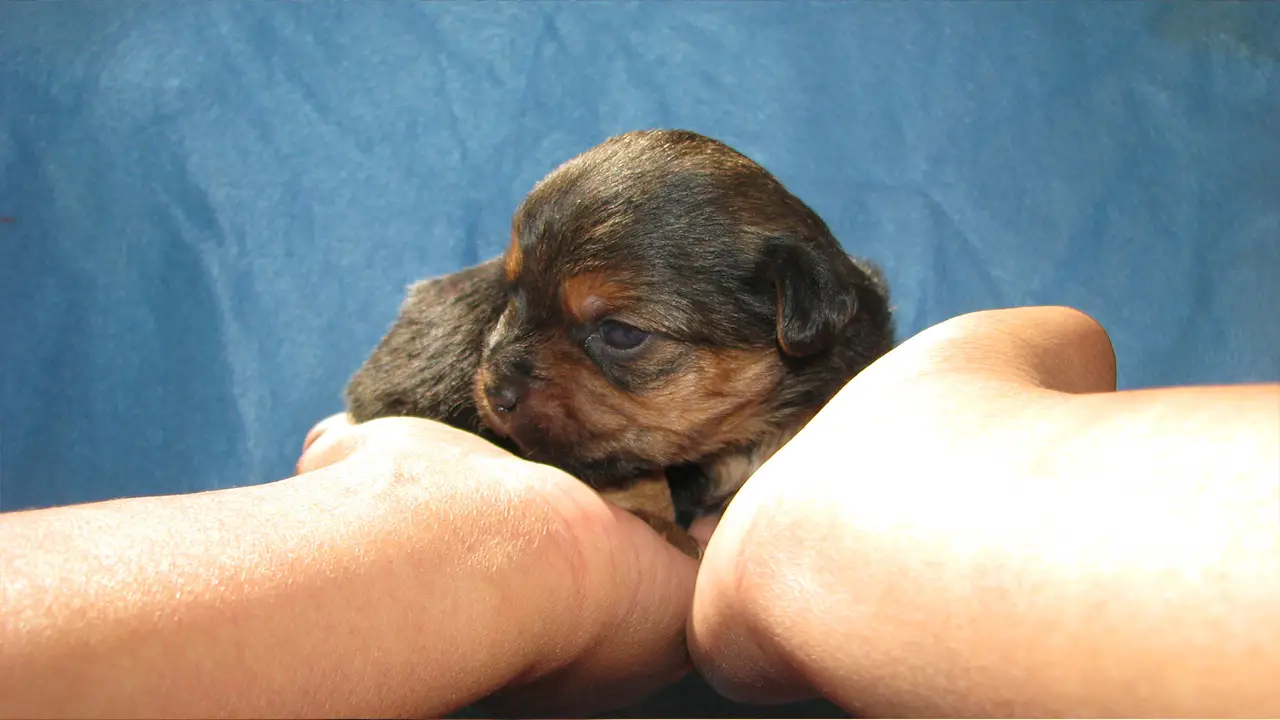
[345,129,895,557]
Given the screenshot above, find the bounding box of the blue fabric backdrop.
[1,2,1277,714]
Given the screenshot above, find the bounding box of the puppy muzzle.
[484,371,529,413]
[479,353,535,415]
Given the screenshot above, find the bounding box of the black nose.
[485,374,529,414]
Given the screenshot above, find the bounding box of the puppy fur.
[346,129,894,552]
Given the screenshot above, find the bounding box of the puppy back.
[345,258,507,436]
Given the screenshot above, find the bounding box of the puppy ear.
[763,237,860,358]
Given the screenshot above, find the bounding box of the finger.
[688,510,722,550]
[296,414,360,475]
[301,413,354,456]
[479,496,701,716]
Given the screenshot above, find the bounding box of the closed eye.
[599,319,650,351]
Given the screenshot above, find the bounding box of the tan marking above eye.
[561,272,627,324]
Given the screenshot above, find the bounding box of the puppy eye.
[599,319,650,351]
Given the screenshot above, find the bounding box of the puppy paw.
[631,511,703,561]
[663,525,704,560]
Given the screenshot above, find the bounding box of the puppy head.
[475,129,885,486]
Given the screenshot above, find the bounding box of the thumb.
[296,413,358,475]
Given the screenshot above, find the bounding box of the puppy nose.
[485,373,529,414]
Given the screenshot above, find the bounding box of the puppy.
[345,129,895,557]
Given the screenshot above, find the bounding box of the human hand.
[688,306,1118,711]
[297,413,700,717]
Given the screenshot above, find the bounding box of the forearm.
[0,459,580,718]
[723,381,1280,716]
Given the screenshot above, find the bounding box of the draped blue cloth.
[2,2,1277,713]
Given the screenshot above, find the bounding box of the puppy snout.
[485,359,534,414]
[485,377,527,414]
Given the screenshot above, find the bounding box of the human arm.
[0,417,697,719]
[690,306,1280,716]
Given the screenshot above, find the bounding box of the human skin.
[689,306,1280,717]
[5,305,1275,718]
[0,416,698,719]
